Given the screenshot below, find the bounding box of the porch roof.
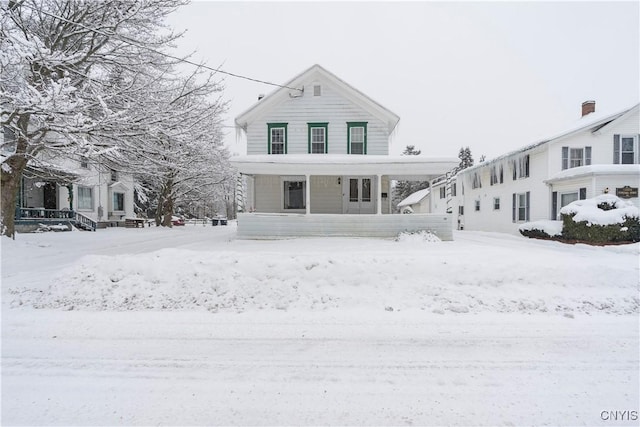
[230,155,458,179]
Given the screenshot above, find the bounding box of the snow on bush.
[559,195,640,243]
[395,230,441,243]
[559,194,639,226]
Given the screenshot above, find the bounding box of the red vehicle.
[171,216,185,226]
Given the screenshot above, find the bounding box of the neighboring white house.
[231,64,458,239]
[397,187,431,214]
[3,127,135,230]
[455,101,640,234]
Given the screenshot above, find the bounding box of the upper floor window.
[347,122,367,155]
[110,169,118,182]
[313,85,321,96]
[268,123,288,154]
[452,183,457,197]
[308,123,328,154]
[1,126,17,154]
[80,157,89,169]
[512,154,530,179]
[614,134,638,164]
[439,187,446,199]
[518,154,530,178]
[471,171,482,189]
[490,164,504,185]
[562,146,591,169]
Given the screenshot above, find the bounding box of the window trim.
[308,122,329,154]
[267,123,288,155]
[614,134,638,164]
[347,122,367,155]
[282,178,306,211]
[112,191,125,212]
[513,191,530,222]
[77,186,94,211]
[471,171,482,189]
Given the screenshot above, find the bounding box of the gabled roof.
[235,64,400,133]
[397,187,431,208]
[460,103,639,175]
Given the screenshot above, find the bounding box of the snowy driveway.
[1,225,639,425]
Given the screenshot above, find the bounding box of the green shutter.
[562,147,568,170]
[613,134,620,164]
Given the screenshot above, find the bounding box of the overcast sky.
[166,1,639,160]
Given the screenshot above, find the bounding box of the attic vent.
[313,85,321,96]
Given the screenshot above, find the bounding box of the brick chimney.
[581,100,595,117]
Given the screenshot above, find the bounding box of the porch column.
[376,174,382,215]
[305,174,311,215]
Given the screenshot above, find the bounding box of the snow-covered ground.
[1,224,639,425]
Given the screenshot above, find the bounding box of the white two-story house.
[455,101,639,234]
[231,64,458,239]
[3,126,135,231]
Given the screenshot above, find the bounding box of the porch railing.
[74,212,97,231]
[17,208,75,219]
[16,208,97,231]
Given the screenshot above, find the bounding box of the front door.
[343,176,375,214]
[43,182,57,210]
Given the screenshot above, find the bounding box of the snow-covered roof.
[234,64,400,133]
[460,103,639,175]
[230,154,458,178]
[397,187,431,208]
[545,164,640,183]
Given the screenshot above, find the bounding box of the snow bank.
[518,220,563,237]
[560,194,639,225]
[395,230,441,242]
[8,236,638,315]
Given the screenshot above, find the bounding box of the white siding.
[458,148,549,234]
[594,175,640,208]
[246,79,389,156]
[548,109,640,173]
[310,176,342,214]
[254,175,281,213]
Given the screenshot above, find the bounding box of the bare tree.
[1,0,188,238]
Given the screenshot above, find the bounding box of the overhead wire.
[12,1,303,93]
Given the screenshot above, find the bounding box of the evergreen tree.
[458,146,474,170]
[392,145,429,212]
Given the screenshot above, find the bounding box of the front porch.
[231,155,459,239]
[236,212,453,240]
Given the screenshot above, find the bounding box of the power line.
[12,2,303,93]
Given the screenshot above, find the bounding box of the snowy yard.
[1,224,639,426]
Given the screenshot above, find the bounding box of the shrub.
[520,228,553,240]
[561,214,639,243]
